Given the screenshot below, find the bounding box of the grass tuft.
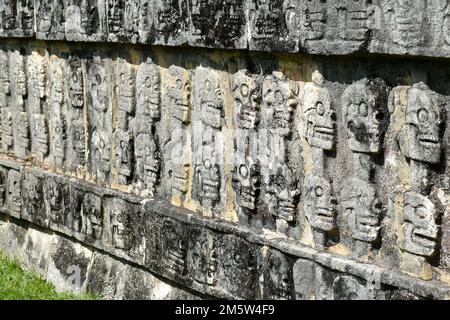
[0,252,98,300]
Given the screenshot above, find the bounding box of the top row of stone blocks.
[1,0,450,58]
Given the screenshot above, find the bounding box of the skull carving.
[262,74,298,136]
[167,66,191,124]
[232,157,260,211]
[67,56,84,108]
[92,129,111,174]
[342,78,389,154]
[198,158,221,204]
[7,170,21,213]
[108,0,124,33]
[252,0,286,38]
[267,163,300,223]
[1,0,16,30]
[302,82,336,151]
[300,0,328,41]
[188,229,217,285]
[341,178,381,243]
[337,0,369,41]
[391,0,425,47]
[169,142,189,194]
[143,137,160,192]
[45,178,63,224]
[399,83,443,164]
[71,120,85,160]
[82,193,102,240]
[153,0,177,32]
[23,173,42,214]
[115,60,135,114]
[111,200,128,250]
[162,218,187,273]
[264,250,294,300]
[136,61,160,120]
[400,191,439,258]
[80,0,100,36]
[304,175,336,232]
[114,129,132,178]
[200,75,225,129]
[232,71,261,130]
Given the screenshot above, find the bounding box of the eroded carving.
[263,250,294,300]
[187,228,217,286]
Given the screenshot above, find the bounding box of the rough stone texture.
[0,3,449,299]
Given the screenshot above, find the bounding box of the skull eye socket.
[416,205,428,219]
[240,84,249,97]
[204,159,211,169]
[239,164,248,178]
[418,108,429,124]
[359,102,368,117]
[176,79,182,89]
[316,101,324,116]
[315,186,323,197]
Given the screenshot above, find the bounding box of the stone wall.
[0,1,449,300]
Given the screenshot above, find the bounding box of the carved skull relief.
[67,56,84,108]
[300,0,327,41]
[161,218,187,273]
[92,129,111,175]
[7,170,22,213]
[115,60,135,114]
[267,164,300,223]
[391,0,425,47]
[136,61,160,120]
[187,229,217,286]
[262,75,298,135]
[45,178,63,224]
[400,191,439,258]
[399,83,443,164]
[114,129,132,178]
[167,66,191,124]
[337,0,369,42]
[232,157,260,211]
[82,193,102,241]
[264,250,293,300]
[200,75,225,129]
[232,71,260,130]
[302,82,336,151]
[304,175,336,232]
[341,178,381,243]
[342,79,389,154]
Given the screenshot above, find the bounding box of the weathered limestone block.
[64,0,107,42]
[261,249,295,300]
[0,0,34,38]
[103,193,145,264]
[248,0,300,52]
[189,0,247,49]
[36,0,66,40]
[0,159,22,219]
[21,167,47,227]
